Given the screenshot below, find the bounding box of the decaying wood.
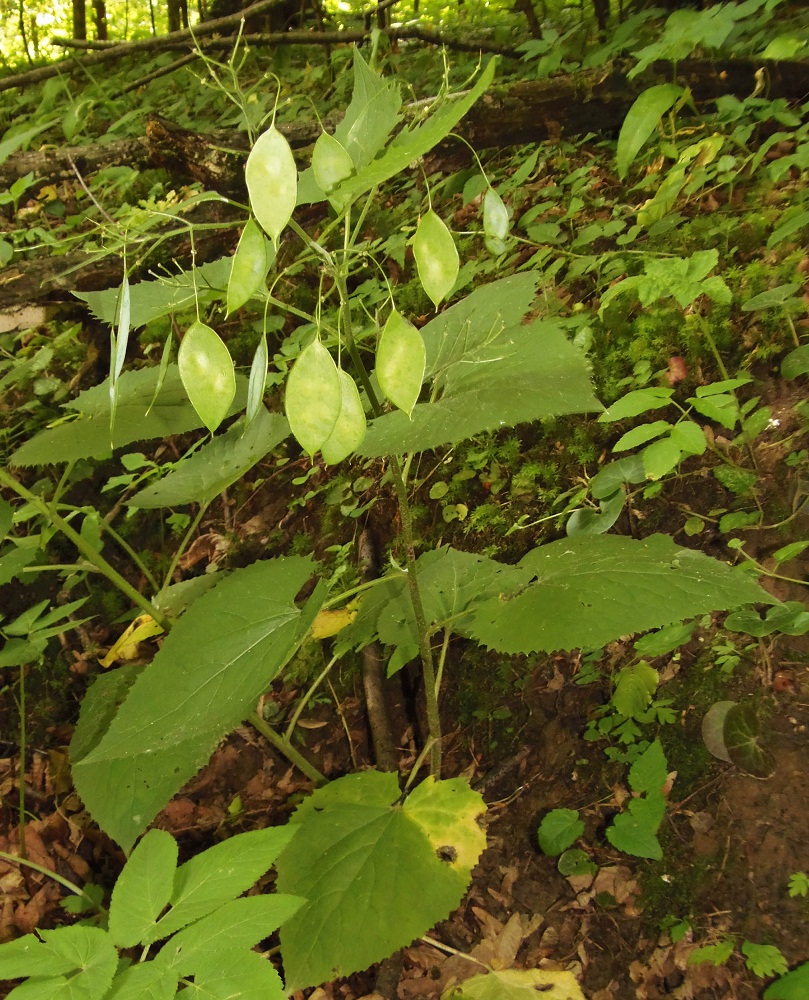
[2,58,806,312]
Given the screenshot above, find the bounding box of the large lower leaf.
[12,365,246,467]
[277,771,485,992]
[72,558,322,852]
[127,407,289,508]
[468,534,777,654]
[336,547,531,674]
[359,316,601,456]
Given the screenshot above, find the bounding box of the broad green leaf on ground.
[468,534,777,654]
[606,793,666,859]
[0,925,118,998]
[613,662,658,719]
[108,829,178,948]
[334,547,531,674]
[12,365,246,467]
[764,961,809,999]
[446,968,586,1000]
[186,950,287,1000]
[537,809,584,856]
[628,739,667,795]
[149,825,296,943]
[701,700,735,763]
[616,84,684,178]
[127,407,288,508]
[72,558,323,852]
[158,895,304,975]
[317,58,496,212]
[75,258,232,328]
[359,316,601,456]
[723,702,774,778]
[277,771,485,992]
[782,345,809,380]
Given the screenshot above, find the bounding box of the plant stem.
[284,652,339,740]
[248,711,328,785]
[18,663,26,859]
[0,850,106,914]
[159,502,208,596]
[0,469,172,633]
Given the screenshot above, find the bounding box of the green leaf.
[742,284,801,311]
[742,941,788,979]
[108,830,178,948]
[0,926,118,999]
[764,962,809,999]
[376,311,426,417]
[320,370,366,465]
[565,488,624,537]
[127,407,288,508]
[284,340,342,458]
[245,333,269,427]
[413,210,459,308]
[245,125,297,244]
[359,316,601,456]
[317,58,496,211]
[616,84,684,179]
[76,258,232,329]
[781,345,809,380]
[642,436,682,480]
[599,388,673,423]
[612,420,672,451]
[178,321,236,435]
[669,420,706,455]
[468,534,777,655]
[104,961,180,1000]
[589,456,646,499]
[0,497,12,539]
[72,558,323,852]
[633,621,694,657]
[0,117,59,166]
[772,542,809,565]
[537,809,584,856]
[557,849,597,878]
[606,792,665,859]
[0,545,36,586]
[227,218,272,315]
[158,894,303,975]
[628,739,667,795]
[613,662,659,719]
[766,209,809,250]
[787,873,809,898]
[187,950,286,1000]
[12,365,246,467]
[690,938,735,967]
[724,702,774,778]
[70,664,144,766]
[149,825,296,943]
[335,547,531,674]
[277,772,486,992]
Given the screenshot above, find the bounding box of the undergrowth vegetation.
[0,0,808,997]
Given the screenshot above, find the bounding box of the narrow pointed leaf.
[616,84,684,179]
[108,829,178,947]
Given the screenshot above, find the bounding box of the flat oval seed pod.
[227,219,272,315]
[312,132,355,195]
[483,187,509,241]
[245,125,298,245]
[285,340,342,458]
[321,370,366,464]
[178,321,236,434]
[245,333,268,428]
[413,209,459,309]
[376,310,426,418]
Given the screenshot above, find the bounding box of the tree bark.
[167,0,182,32]
[93,0,108,39]
[73,0,87,41]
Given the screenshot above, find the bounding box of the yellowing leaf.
[445,968,586,1000]
[403,776,486,876]
[99,615,164,668]
[310,608,357,639]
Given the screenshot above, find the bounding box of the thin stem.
[433,626,452,699]
[248,711,328,785]
[18,664,26,859]
[21,564,102,574]
[159,503,208,595]
[0,469,171,633]
[284,652,340,740]
[322,575,388,609]
[695,314,729,381]
[0,850,107,914]
[98,520,160,592]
